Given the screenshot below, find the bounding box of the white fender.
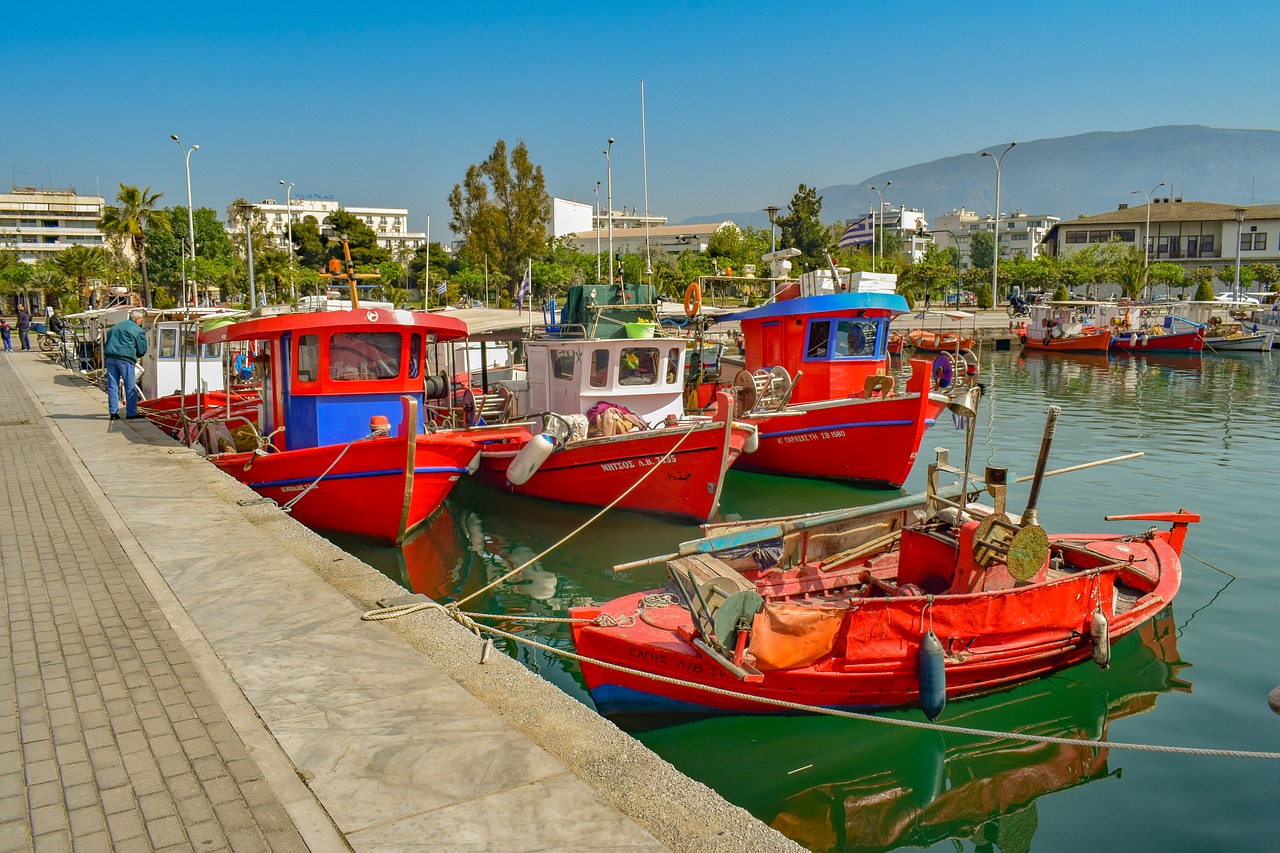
[507,433,557,486]
[741,423,759,454]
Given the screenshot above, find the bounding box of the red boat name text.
[778,429,846,445]
[601,456,666,472]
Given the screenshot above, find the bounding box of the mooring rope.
[280,433,371,512]
[361,596,1280,762]
[449,423,703,609]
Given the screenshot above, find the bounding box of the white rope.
[360,596,1280,762]
[280,433,370,511]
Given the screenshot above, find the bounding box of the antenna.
[641,80,652,281]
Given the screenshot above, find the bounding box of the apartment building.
[0,187,106,264]
[252,196,427,256]
[932,208,1059,269]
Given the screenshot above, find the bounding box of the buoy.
[507,432,558,485]
[918,630,946,720]
[1269,685,1280,716]
[1090,608,1111,669]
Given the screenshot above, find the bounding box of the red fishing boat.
[571,406,1197,717]
[1015,302,1112,352]
[702,279,971,488]
[1095,303,1205,353]
[904,310,979,354]
[470,283,757,523]
[199,306,526,544]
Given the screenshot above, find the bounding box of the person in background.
[1,319,12,352]
[16,304,31,350]
[103,308,148,420]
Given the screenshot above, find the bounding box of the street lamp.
[1131,182,1165,266]
[869,182,891,271]
[605,138,614,285]
[170,134,199,307]
[238,204,257,308]
[764,205,780,255]
[981,142,1016,305]
[1233,208,1247,299]
[595,181,602,284]
[279,180,295,302]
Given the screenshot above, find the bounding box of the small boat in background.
[571,405,1197,718]
[904,310,978,354]
[1095,302,1205,353]
[1171,301,1276,352]
[1016,302,1112,352]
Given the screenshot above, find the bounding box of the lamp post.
[279,180,295,302]
[764,205,780,255]
[1234,208,1247,299]
[605,138,614,285]
[1129,182,1165,301]
[170,135,199,307]
[595,181,602,284]
[981,142,1016,305]
[424,213,431,309]
[869,182,890,272]
[238,204,257,308]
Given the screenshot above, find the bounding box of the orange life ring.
[684,282,703,317]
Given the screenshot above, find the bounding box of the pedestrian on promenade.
[1,319,11,352]
[16,304,31,350]
[104,308,148,420]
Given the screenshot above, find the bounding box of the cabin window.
[805,320,832,358]
[328,332,402,381]
[666,347,681,383]
[181,330,199,357]
[588,349,609,387]
[408,334,422,379]
[619,346,659,386]
[297,334,319,382]
[159,328,176,358]
[551,349,577,380]
[835,320,878,357]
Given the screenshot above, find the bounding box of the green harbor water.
[334,348,1280,853]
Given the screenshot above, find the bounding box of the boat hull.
[474,421,753,523]
[1110,328,1204,353]
[1020,329,1112,352]
[210,431,483,544]
[907,329,975,353]
[139,390,260,433]
[734,390,947,488]
[1206,332,1275,351]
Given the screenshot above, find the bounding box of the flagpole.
[424,212,431,310]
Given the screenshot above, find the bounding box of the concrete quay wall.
[1,351,803,852]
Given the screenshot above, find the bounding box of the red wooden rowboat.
[1017,302,1112,353]
[571,408,1197,717]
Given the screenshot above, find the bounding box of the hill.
[683,125,1280,229]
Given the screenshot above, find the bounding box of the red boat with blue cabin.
[199,306,526,544]
[705,271,968,488]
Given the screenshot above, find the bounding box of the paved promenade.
[0,350,801,852]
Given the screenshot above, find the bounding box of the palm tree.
[54,245,110,310]
[28,266,69,316]
[101,184,169,307]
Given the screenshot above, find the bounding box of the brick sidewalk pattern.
[0,354,308,852]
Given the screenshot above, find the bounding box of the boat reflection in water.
[632,612,1190,853]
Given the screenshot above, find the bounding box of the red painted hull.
[571,524,1188,716]
[1020,329,1112,352]
[1110,328,1205,353]
[210,431,483,544]
[474,421,752,523]
[735,384,947,488]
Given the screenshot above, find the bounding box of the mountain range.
[682,125,1280,229]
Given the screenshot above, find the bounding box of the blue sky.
[5,1,1273,236]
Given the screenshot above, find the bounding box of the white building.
[931,208,1059,269]
[0,187,106,264]
[252,196,427,256]
[560,221,735,256]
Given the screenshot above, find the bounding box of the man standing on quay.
[103,308,148,420]
[16,304,32,350]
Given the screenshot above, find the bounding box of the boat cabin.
[1028,301,1095,339]
[725,292,907,404]
[202,307,470,451]
[522,283,685,426]
[140,311,246,398]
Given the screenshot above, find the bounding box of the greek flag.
[515,264,531,314]
[839,214,875,248]
[435,282,446,295]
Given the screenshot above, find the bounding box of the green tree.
[1147,262,1186,299]
[290,220,329,272]
[325,210,390,267]
[1248,263,1279,293]
[969,230,994,270]
[101,183,169,307]
[775,184,829,269]
[448,139,550,296]
[54,246,110,309]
